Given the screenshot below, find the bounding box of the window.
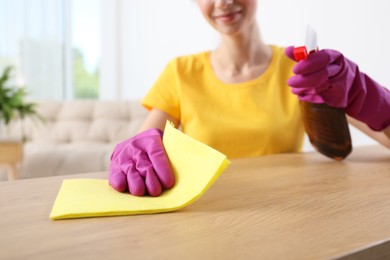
[0,0,101,100]
[71,0,101,99]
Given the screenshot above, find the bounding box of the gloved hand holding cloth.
[285,46,390,131]
[109,128,175,197]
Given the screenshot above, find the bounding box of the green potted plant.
[0,66,42,142]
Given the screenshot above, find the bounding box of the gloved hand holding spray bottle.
[291,26,352,160]
[285,26,390,160]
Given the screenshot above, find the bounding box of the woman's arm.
[138,108,180,133]
[347,116,390,149]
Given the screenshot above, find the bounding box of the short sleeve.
[142,59,181,120]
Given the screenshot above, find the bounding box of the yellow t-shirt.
[142,45,305,158]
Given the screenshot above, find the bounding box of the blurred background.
[1,0,389,151]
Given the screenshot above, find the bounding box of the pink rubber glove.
[109,128,175,197]
[285,46,390,131]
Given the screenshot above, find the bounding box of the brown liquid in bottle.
[300,102,352,160]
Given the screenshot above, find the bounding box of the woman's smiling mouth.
[214,10,242,23]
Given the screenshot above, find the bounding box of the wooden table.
[1,145,390,260]
[0,140,23,180]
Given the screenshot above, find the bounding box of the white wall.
[102,0,390,150]
[120,0,217,99]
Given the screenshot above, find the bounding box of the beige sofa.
[0,100,148,181]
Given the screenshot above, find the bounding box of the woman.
[109,0,390,196]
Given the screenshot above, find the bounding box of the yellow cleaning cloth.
[49,122,230,220]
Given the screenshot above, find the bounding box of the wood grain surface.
[1,145,389,260]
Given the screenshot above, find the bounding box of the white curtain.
[0,0,67,99]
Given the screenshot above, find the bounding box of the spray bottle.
[293,26,352,160]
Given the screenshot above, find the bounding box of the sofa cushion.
[20,141,113,179]
[0,100,148,180]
